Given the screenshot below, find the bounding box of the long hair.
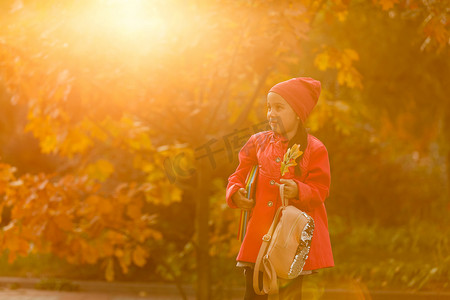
[287,122,308,177]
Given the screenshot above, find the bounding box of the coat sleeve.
[225,134,258,209]
[290,145,331,212]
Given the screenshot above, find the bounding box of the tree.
[0,0,448,299]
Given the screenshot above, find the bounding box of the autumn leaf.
[118,249,131,274]
[53,214,73,231]
[139,228,163,242]
[132,245,148,267]
[44,220,65,243]
[99,198,114,215]
[0,164,16,181]
[280,144,303,176]
[60,129,93,157]
[374,0,399,11]
[314,51,330,71]
[337,11,348,22]
[105,257,115,282]
[85,159,115,182]
[118,256,129,274]
[315,47,362,89]
[8,251,17,264]
[126,201,142,219]
[114,248,124,258]
[344,48,359,61]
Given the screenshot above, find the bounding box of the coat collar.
[269,131,289,144]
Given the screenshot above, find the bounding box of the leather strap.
[253,184,285,296]
[280,182,287,207]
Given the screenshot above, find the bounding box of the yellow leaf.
[337,11,348,22]
[97,196,113,215]
[126,202,142,219]
[81,119,108,141]
[44,220,64,243]
[114,248,124,258]
[18,238,29,255]
[118,256,129,274]
[80,240,99,264]
[344,49,359,61]
[314,52,330,71]
[280,144,303,176]
[60,129,93,157]
[118,249,131,274]
[140,228,163,242]
[105,257,115,281]
[8,251,17,264]
[85,159,115,182]
[0,164,16,181]
[40,135,58,154]
[376,0,398,11]
[128,133,153,151]
[54,214,73,231]
[132,245,147,267]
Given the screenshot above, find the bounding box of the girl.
[226,77,334,299]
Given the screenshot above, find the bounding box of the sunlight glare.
[81,0,168,43]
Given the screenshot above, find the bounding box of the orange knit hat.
[269,77,321,123]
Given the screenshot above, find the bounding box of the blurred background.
[0,0,449,299]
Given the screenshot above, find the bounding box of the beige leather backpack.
[253,183,314,295]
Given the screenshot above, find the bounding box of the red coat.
[226,130,334,271]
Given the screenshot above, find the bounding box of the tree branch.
[230,67,273,130]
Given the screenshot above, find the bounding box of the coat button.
[267,201,273,207]
[270,180,275,185]
[275,157,281,163]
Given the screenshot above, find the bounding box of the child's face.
[267,92,300,138]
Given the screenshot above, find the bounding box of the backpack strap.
[280,182,287,207]
[253,184,285,296]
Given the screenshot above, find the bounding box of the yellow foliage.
[344,48,359,61]
[115,183,133,204]
[41,134,58,154]
[98,241,115,258]
[44,220,65,243]
[374,0,399,11]
[8,251,17,264]
[105,257,115,281]
[53,214,73,231]
[140,228,162,242]
[307,89,354,135]
[118,249,132,274]
[0,163,16,186]
[84,159,115,182]
[80,119,108,141]
[337,10,348,22]
[114,248,124,258]
[314,51,330,71]
[127,132,154,151]
[25,116,57,153]
[280,144,303,176]
[0,157,165,281]
[132,245,148,267]
[126,200,142,219]
[61,129,93,157]
[82,242,99,264]
[314,47,363,89]
[98,197,114,215]
[100,117,120,138]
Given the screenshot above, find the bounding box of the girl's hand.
[231,188,255,210]
[278,179,299,200]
